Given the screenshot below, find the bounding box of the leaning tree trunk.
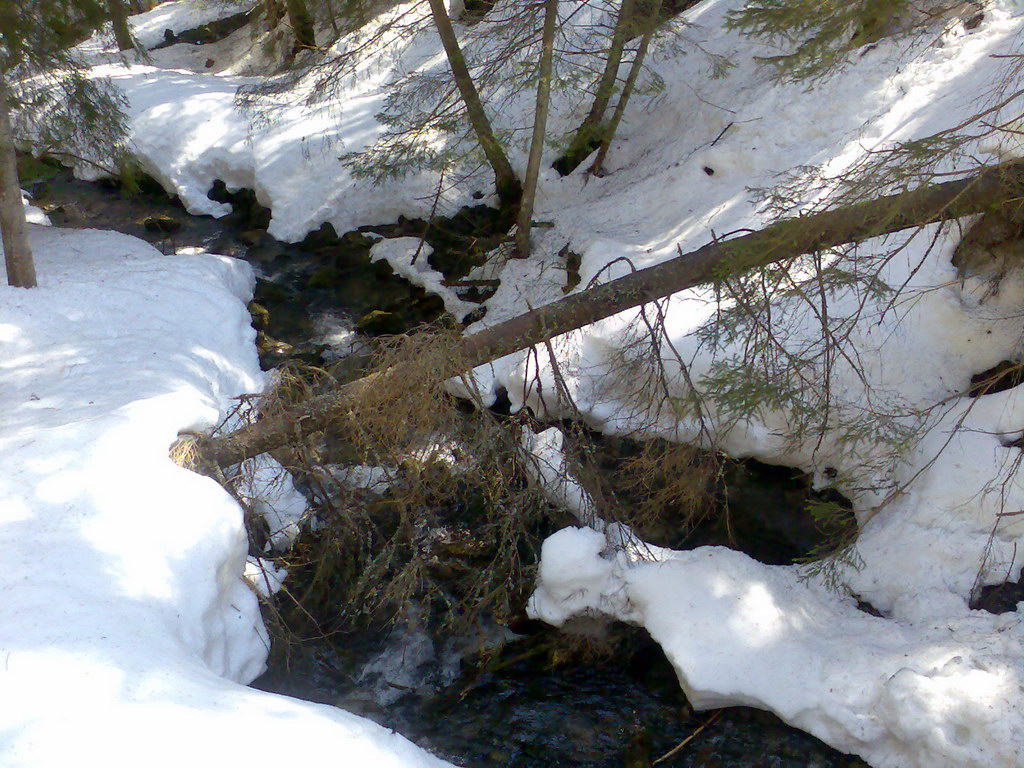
[589,0,663,176]
[513,0,559,257]
[106,0,134,51]
[427,0,522,210]
[558,0,637,174]
[0,87,36,289]
[195,161,1024,468]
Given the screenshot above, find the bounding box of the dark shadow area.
[969,359,1024,397]
[971,579,1024,614]
[582,432,857,567]
[255,624,869,767]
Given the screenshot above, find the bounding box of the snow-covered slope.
[0,225,453,767]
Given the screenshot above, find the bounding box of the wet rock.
[248,301,271,332]
[142,214,181,234]
[307,267,345,290]
[357,310,404,335]
[303,221,341,250]
[257,333,297,369]
[239,228,267,247]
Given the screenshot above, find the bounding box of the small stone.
[357,310,403,335]
[239,229,265,247]
[142,214,181,234]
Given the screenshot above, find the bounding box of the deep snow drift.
[0,225,453,766]
[10,0,1024,765]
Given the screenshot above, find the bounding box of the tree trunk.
[106,0,134,51]
[427,0,522,210]
[196,161,1024,467]
[513,0,559,257]
[285,0,317,49]
[558,0,637,174]
[589,0,662,176]
[0,88,36,289]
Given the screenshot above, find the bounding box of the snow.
[7,0,1024,765]
[515,5,1024,765]
[20,191,50,225]
[240,452,310,550]
[370,236,477,321]
[530,529,1024,766]
[0,223,453,767]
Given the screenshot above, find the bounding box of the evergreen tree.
[725,0,909,82]
[0,0,127,287]
[284,0,317,50]
[558,0,638,174]
[588,0,664,176]
[426,0,522,210]
[325,0,684,240]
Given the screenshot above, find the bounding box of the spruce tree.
[725,0,909,81]
[426,0,522,210]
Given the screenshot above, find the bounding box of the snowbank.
[518,5,1024,766]
[529,526,1024,768]
[370,237,477,321]
[46,0,1024,764]
[0,225,452,767]
[79,0,254,54]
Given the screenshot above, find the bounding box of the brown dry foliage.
[225,323,721,647]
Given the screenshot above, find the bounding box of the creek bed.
[29,166,868,768]
[256,627,869,768]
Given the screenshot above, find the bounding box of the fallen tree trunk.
[197,161,1024,468]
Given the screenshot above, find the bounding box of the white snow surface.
[0,225,453,767]
[370,237,477,321]
[516,5,1024,766]
[25,0,1024,764]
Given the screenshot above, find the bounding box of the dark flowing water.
[255,627,869,768]
[28,164,869,768]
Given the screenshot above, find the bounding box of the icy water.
[255,629,869,768]
[29,166,868,768]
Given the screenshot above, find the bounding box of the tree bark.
[513,0,559,257]
[197,161,1024,467]
[427,0,522,210]
[589,0,662,176]
[0,88,36,289]
[285,0,317,49]
[106,0,134,51]
[558,0,637,174]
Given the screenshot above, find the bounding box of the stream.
[25,162,870,768]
